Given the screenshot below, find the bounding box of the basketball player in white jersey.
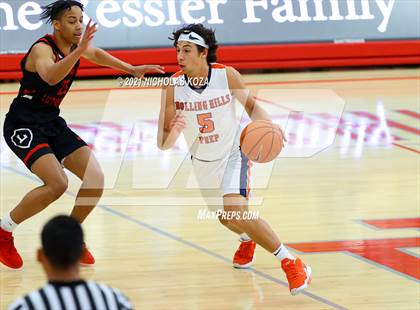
[157,24,311,295]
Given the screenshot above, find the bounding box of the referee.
[8,215,133,310]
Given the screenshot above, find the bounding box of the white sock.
[1,212,18,232]
[239,233,251,242]
[273,244,295,261]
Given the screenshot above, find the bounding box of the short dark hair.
[40,0,84,24]
[41,215,84,269]
[170,24,218,64]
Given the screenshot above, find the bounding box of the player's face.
[176,42,207,75]
[54,6,83,45]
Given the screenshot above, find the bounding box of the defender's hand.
[130,65,165,78]
[78,19,97,52]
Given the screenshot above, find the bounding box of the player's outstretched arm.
[82,46,165,78]
[81,19,164,78]
[226,66,271,122]
[157,85,186,150]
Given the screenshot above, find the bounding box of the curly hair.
[170,24,218,64]
[40,0,84,24]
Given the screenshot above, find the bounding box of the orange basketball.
[240,120,284,163]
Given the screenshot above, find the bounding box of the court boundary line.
[0,75,419,96]
[0,163,347,310]
[391,142,420,154]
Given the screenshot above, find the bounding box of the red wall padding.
[0,40,419,80]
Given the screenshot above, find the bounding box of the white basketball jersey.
[173,64,241,161]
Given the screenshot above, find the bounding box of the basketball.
[240,120,284,163]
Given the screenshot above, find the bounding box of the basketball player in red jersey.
[157,24,311,295]
[0,0,164,269]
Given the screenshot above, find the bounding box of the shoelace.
[237,242,252,258]
[284,260,302,282]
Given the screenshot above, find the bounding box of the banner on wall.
[1,0,419,53]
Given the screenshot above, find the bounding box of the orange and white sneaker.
[233,240,256,269]
[281,257,311,295]
[80,243,95,265]
[0,227,23,269]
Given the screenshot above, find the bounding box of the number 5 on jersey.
[197,113,215,133]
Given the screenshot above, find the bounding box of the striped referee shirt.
[8,280,133,310]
